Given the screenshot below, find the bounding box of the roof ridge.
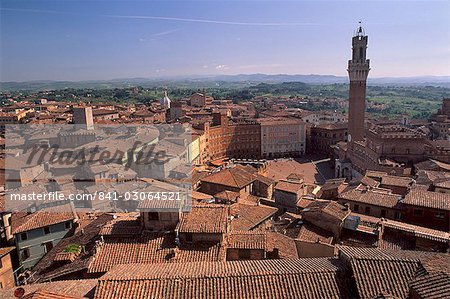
[102,268,342,282]
[352,256,423,263]
[101,263,343,282]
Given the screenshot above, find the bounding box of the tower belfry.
[347,21,370,142]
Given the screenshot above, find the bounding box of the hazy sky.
[1,0,449,81]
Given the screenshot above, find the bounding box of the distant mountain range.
[1,74,450,91]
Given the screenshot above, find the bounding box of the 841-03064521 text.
[8,191,182,202]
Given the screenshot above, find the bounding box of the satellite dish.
[14,287,25,298]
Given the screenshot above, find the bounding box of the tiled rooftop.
[380,175,413,188]
[339,188,400,208]
[266,232,298,259]
[350,257,425,299]
[297,223,334,244]
[338,246,450,299]
[305,200,350,222]
[87,234,226,274]
[0,279,97,299]
[227,231,267,249]
[266,159,318,185]
[275,180,303,194]
[403,189,450,211]
[409,272,450,299]
[32,213,114,281]
[200,166,255,188]
[177,204,229,234]
[230,202,278,231]
[12,203,77,235]
[380,219,450,243]
[94,259,354,299]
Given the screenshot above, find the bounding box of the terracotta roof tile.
[350,258,425,299]
[94,259,354,299]
[87,234,226,274]
[213,190,240,202]
[296,198,314,209]
[380,219,450,243]
[99,218,143,236]
[434,178,450,189]
[31,213,114,281]
[339,189,401,209]
[266,159,318,185]
[12,203,77,235]
[275,181,304,194]
[380,175,413,188]
[403,189,450,211]
[200,166,255,188]
[409,272,450,299]
[253,173,275,186]
[227,231,267,249]
[20,289,83,299]
[0,246,14,257]
[320,178,346,192]
[177,205,229,234]
[338,246,439,299]
[0,279,97,299]
[191,191,214,201]
[360,176,380,188]
[230,202,277,231]
[305,200,350,222]
[266,232,299,259]
[297,223,334,244]
[365,170,388,180]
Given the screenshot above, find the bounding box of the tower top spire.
[355,21,365,37]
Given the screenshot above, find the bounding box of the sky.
[1,0,449,81]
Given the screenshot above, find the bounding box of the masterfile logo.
[4,124,193,213]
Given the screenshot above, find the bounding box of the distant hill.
[200,74,450,86]
[1,74,449,91]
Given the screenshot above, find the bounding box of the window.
[148,212,159,221]
[435,211,445,219]
[21,248,30,261]
[185,233,193,242]
[380,210,387,218]
[160,213,171,221]
[43,227,51,235]
[238,249,251,260]
[353,204,359,212]
[65,221,72,229]
[43,241,53,253]
[20,233,28,241]
[413,209,423,217]
[364,207,371,214]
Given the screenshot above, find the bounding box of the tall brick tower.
[347,22,370,142]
